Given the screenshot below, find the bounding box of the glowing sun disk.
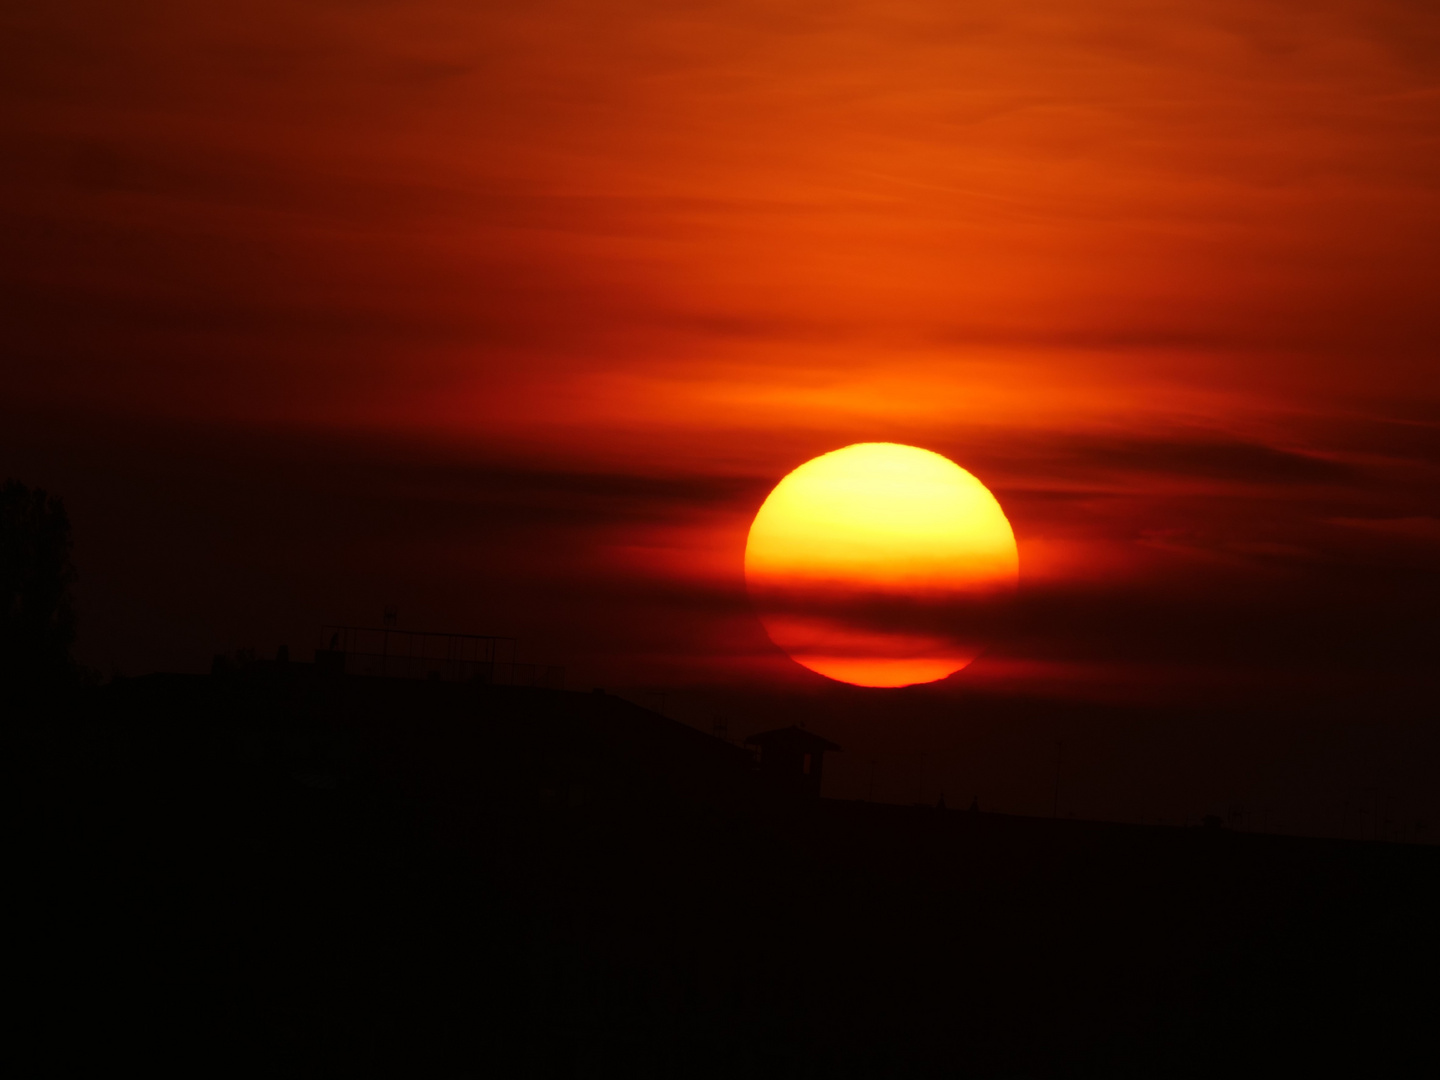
[745,443,1018,688]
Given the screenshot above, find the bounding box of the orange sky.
[8,1,1439,428]
[3,1,1438,824]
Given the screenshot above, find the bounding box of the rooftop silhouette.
[746,724,841,799]
[15,645,1439,1075]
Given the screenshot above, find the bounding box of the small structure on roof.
[745,726,841,799]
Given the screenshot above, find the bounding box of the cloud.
[1330,516,1440,541]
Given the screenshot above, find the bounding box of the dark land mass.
[14,665,1439,1077]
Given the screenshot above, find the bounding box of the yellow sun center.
[745,442,1018,687]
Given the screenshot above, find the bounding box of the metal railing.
[315,625,563,689]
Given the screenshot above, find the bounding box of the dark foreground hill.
[14,668,1439,1077]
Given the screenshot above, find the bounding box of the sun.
[745,443,1018,687]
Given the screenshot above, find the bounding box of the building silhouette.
[14,636,1439,1078]
[745,725,841,799]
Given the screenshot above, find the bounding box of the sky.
[3,1,1438,835]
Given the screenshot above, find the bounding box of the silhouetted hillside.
[14,664,1439,1076]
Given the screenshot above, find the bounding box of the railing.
[315,625,563,688]
[315,649,563,689]
[320,625,516,663]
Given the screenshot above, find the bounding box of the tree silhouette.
[1,480,77,690]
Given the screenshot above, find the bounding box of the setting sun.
[745,443,1018,687]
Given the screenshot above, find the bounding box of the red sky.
[4,1,1438,833]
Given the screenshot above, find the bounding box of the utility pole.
[1051,741,1063,818]
[381,605,397,670]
